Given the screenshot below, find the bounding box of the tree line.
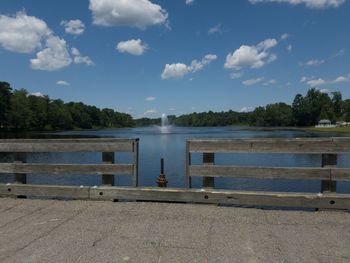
[0,82,133,131]
[173,89,350,127]
[2,81,350,131]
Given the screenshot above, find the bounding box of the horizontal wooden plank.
[0,138,138,152]
[1,184,349,209]
[0,138,138,143]
[189,165,331,180]
[188,137,350,153]
[0,184,89,199]
[0,163,133,175]
[331,168,350,181]
[90,187,350,209]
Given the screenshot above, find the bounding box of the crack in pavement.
[89,203,138,248]
[0,202,22,213]
[0,205,47,229]
[0,204,89,262]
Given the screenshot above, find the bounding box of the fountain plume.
[160,113,170,133]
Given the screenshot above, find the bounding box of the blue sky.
[0,0,350,118]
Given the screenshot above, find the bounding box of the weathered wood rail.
[185,138,350,209]
[1,137,350,209]
[0,138,139,187]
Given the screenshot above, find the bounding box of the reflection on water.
[1,126,350,193]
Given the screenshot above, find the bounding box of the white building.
[336,121,350,127]
[315,119,336,128]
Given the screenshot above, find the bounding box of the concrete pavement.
[0,198,349,263]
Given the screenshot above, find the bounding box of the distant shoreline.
[306,126,350,133]
[241,126,306,132]
[244,126,350,133]
[2,125,350,139]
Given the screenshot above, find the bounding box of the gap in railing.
[2,139,350,194]
[0,151,134,186]
[2,152,350,191]
[189,152,350,192]
[189,152,323,167]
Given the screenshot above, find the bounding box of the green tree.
[28,95,49,130]
[48,99,73,130]
[343,99,350,122]
[264,103,293,126]
[0,82,12,129]
[331,91,343,119]
[292,94,310,126]
[100,108,115,127]
[250,107,266,126]
[305,88,334,124]
[292,89,335,126]
[9,89,33,130]
[86,105,101,127]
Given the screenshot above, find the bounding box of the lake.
[1,126,350,194]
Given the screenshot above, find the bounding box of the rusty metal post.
[157,158,168,187]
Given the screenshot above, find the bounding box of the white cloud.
[240,106,254,112]
[242,77,264,86]
[186,0,195,4]
[267,53,277,63]
[307,78,327,87]
[145,96,156,101]
[61,19,85,35]
[144,109,157,115]
[305,74,350,87]
[224,38,277,70]
[0,11,51,53]
[208,24,222,35]
[189,54,217,72]
[257,38,278,50]
[248,0,346,9]
[302,59,325,66]
[287,44,292,52]
[263,79,276,86]
[280,33,290,40]
[31,92,44,97]
[334,76,349,83]
[0,12,92,71]
[161,54,217,79]
[56,80,70,86]
[204,54,218,60]
[89,0,168,29]
[331,49,345,58]
[30,36,72,71]
[71,47,94,65]
[161,63,189,79]
[300,76,307,83]
[300,76,315,83]
[319,88,330,93]
[116,39,147,55]
[230,72,243,79]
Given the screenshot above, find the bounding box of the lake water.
[1,126,350,194]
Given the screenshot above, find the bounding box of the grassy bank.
[307,126,350,133]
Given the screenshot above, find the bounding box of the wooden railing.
[1,137,350,209]
[185,138,350,209]
[0,138,139,194]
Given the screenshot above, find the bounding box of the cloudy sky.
[1,0,349,117]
